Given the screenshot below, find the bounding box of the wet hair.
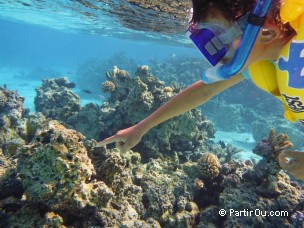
[190,0,295,35]
[191,0,256,24]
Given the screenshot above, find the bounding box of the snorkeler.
[98,0,304,181]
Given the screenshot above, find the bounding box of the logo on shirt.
[278,41,304,89]
[282,93,304,112]
[299,119,304,126]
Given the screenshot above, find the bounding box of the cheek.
[233,37,261,70]
[232,36,262,52]
[235,36,263,59]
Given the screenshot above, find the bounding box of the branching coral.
[253,128,293,162]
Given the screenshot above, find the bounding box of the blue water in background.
[0,17,197,70]
[2,1,302,153]
[0,0,200,111]
[0,14,201,113]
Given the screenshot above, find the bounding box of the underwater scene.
[0,0,303,227]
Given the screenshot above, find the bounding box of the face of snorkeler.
[204,8,295,70]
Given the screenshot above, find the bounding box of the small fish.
[106,70,114,78]
[66,82,76,89]
[82,89,92,94]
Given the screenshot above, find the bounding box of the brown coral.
[197,153,220,180]
[135,65,150,77]
[102,80,116,92]
[268,129,294,154]
[113,66,130,80]
[163,86,173,93]
[193,178,204,190]
[0,90,8,108]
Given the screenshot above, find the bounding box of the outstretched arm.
[98,74,244,152]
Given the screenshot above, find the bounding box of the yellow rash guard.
[248,0,304,125]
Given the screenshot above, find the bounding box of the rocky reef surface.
[3,0,304,220]
[99,65,215,160]
[0,69,303,227]
[36,66,215,161]
[35,77,81,123]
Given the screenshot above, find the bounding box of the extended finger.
[120,141,132,154]
[96,135,121,147]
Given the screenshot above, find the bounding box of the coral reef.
[0,148,23,201]
[139,158,197,226]
[102,80,116,93]
[291,211,304,228]
[253,129,293,165]
[32,66,215,155]
[17,120,98,210]
[217,129,303,227]
[67,103,102,140]
[4,120,147,227]
[1,73,303,227]
[0,86,27,155]
[34,77,81,122]
[150,55,207,86]
[113,0,190,34]
[252,117,304,148]
[126,0,190,20]
[76,53,138,97]
[0,86,25,123]
[196,153,220,180]
[0,90,8,107]
[186,140,242,164]
[1,120,303,227]
[99,65,215,160]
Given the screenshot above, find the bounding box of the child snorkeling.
[98,0,304,181]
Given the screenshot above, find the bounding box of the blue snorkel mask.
[187,0,272,83]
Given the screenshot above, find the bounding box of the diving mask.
[186,16,247,66]
[187,0,272,84]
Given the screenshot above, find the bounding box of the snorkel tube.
[201,0,272,84]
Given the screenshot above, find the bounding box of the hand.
[96,125,144,154]
[278,150,304,181]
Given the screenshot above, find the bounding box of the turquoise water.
[0,1,201,110]
[0,0,303,158]
[0,1,303,227]
[0,3,196,113]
